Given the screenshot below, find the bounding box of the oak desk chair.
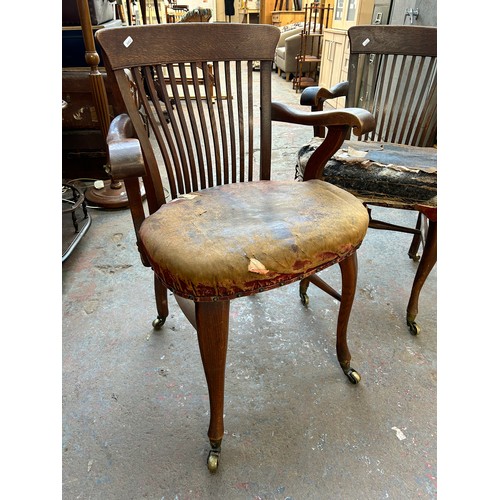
[297,25,437,335]
[96,23,374,472]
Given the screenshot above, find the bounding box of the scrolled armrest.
[300,82,349,107]
[106,114,145,180]
[271,101,375,137]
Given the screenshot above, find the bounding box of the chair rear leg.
[152,274,169,329]
[299,277,310,305]
[408,212,423,262]
[300,274,342,306]
[174,294,196,329]
[336,253,361,384]
[195,300,230,473]
[406,220,437,335]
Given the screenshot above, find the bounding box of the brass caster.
[300,292,309,307]
[152,316,166,330]
[408,252,421,262]
[407,319,421,336]
[207,448,221,473]
[344,367,361,385]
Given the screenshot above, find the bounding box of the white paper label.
[362,38,370,46]
[123,36,133,48]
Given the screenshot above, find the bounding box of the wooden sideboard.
[271,10,305,26]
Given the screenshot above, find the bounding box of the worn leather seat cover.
[139,179,368,301]
[297,138,437,211]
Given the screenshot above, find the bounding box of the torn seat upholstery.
[139,180,368,301]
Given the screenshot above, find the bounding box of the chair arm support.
[271,101,375,137]
[300,82,349,108]
[272,102,375,181]
[106,113,145,180]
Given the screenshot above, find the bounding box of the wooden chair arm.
[300,82,349,108]
[271,101,374,137]
[298,83,350,138]
[107,113,150,266]
[272,101,375,181]
[106,113,146,180]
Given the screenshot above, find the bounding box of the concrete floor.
[62,70,437,499]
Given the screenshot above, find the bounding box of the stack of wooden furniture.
[293,3,332,91]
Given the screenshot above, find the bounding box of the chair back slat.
[97,24,279,206]
[346,25,437,148]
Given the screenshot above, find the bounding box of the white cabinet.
[318,29,350,108]
[332,0,376,30]
[318,0,375,109]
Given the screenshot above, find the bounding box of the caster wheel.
[152,316,166,330]
[408,252,421,262]
[207,449,220,473]
[300,292,309,307]
[345,368,361,385]
[407,319,421,336]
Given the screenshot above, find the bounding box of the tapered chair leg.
[195,300,230,473]
[152,275,169,329]
[336,253,361,384]
[406,220,437,335]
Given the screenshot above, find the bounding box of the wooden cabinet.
[259,0,273,25]
[318,29,349,108]
[241,9,260,23]
[271,10,305,26]
[332,0,375,30]
[262,0,317,26]
[240,1,260,23]
[318,0,375,108]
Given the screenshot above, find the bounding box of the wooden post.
[75,0,129,208]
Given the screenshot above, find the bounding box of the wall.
[389,0,436,26]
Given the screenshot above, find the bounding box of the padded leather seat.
[140,180,369,301]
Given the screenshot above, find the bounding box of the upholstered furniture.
[96,22,375,472]
[274,26,302,80]
[274,23,321,82]
[178,7,212,22]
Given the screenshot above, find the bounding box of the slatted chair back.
[97,23,277,213]
[346,25,437,147]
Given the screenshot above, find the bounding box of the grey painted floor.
[61,70,437,499]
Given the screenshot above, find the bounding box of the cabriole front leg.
[195,300,230,473]
[336,253,361,384]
